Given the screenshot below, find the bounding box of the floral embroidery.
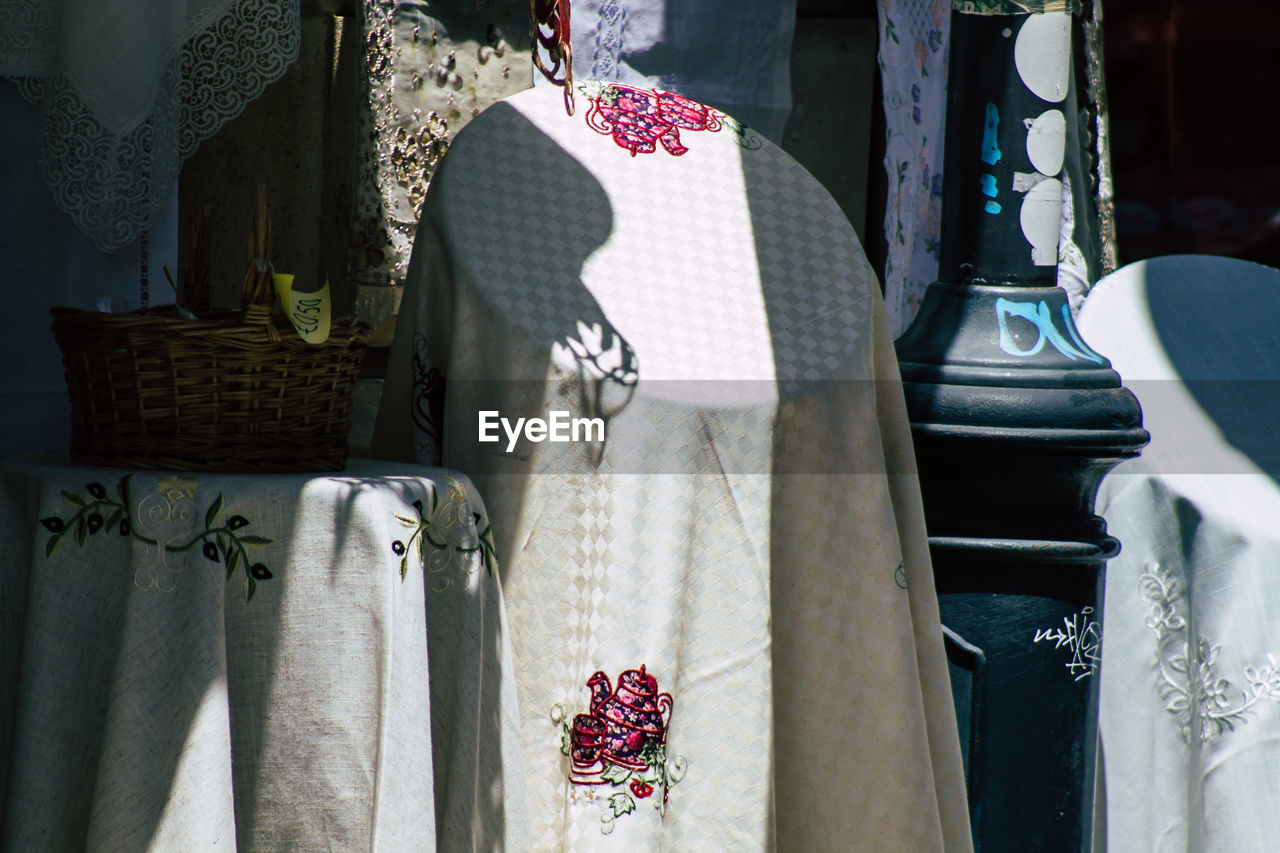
[392,477,497,589]
[1140,562,1280,743]
[1033,606,1100,681]
[158,475,199,500]
[580,81,757,157]
[551,665,687,835]
[877,0,948,336]
[41,476,273,601]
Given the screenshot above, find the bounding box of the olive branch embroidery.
[391,480,497,589]
[41,476,274,602]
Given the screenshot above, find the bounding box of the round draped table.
[0,454,525,852]
[1081,256,1280,852]
[374,82,971,850]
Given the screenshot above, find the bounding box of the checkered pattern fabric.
[375,83,971,851]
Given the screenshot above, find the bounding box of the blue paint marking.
[980,103,1002,166]
[984,200,1002,214]
[1060,303,1105,363]
[995,298,1104,364]
[980,173,998,198]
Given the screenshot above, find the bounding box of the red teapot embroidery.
[584,84,724,157]
[554,664,687,833]
[569,664,673,779]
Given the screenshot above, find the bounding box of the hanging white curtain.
[0,0,300,252]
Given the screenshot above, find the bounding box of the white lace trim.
[3,0,299,252]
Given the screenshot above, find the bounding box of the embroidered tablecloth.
[1079,256,1280,852]
[0,454,526,852]
[373,82,971,850]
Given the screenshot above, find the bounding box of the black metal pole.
[895,8,1147,851]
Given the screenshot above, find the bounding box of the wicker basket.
[50,185,371,472]
[50,307,370,472]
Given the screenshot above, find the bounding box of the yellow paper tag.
[272,272,331,343]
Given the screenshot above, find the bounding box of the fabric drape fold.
[373,81,972,850]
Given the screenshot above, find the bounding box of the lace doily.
[0,0,299,252]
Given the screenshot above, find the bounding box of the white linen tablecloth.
[0,454,526,851]
[374,82,971,850]
[1081,256,1280,852]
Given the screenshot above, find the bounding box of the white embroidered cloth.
[0,455,525,851]
[374,82,970,850]
[0,0,299,251]
[1080,256,1280,852]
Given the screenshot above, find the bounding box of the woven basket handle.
[242,183,281,341]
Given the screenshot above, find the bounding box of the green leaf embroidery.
[479,525,498,576]
[391,495,501,584]
[560,721,572,756]
[205,493,224,530]
[607,792,636,818]
[43,475,271,602]
[599,762,633,784]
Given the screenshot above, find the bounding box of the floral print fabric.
[876,0,950,337]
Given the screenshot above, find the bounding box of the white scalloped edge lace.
[4,0,299,252]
